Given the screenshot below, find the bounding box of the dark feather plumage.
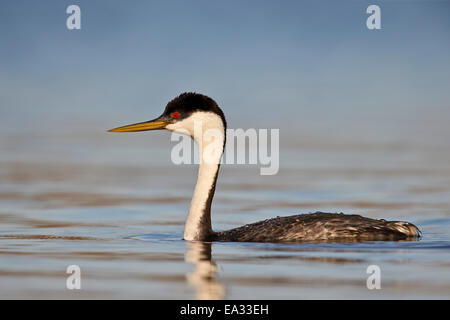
[212,212,421,242]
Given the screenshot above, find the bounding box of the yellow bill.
[108,119,169,132]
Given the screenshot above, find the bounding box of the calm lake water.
[0,126,449,299]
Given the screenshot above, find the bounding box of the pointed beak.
[108,117,170,133]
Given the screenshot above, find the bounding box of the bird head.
[108,92,227,139]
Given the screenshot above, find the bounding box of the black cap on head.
[162,92,227,128]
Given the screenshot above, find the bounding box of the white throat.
[166,111,225,240]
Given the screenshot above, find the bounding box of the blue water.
[0,129,449,299]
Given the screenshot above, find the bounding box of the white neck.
[165,111,225,241]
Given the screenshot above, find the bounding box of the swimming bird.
[108,92,421,242]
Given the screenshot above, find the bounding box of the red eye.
[172,112,180,119]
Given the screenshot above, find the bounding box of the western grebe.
[108,92,421,242]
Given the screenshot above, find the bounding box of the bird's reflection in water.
[185,241,226,300]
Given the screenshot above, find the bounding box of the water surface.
[0,128,449,299]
